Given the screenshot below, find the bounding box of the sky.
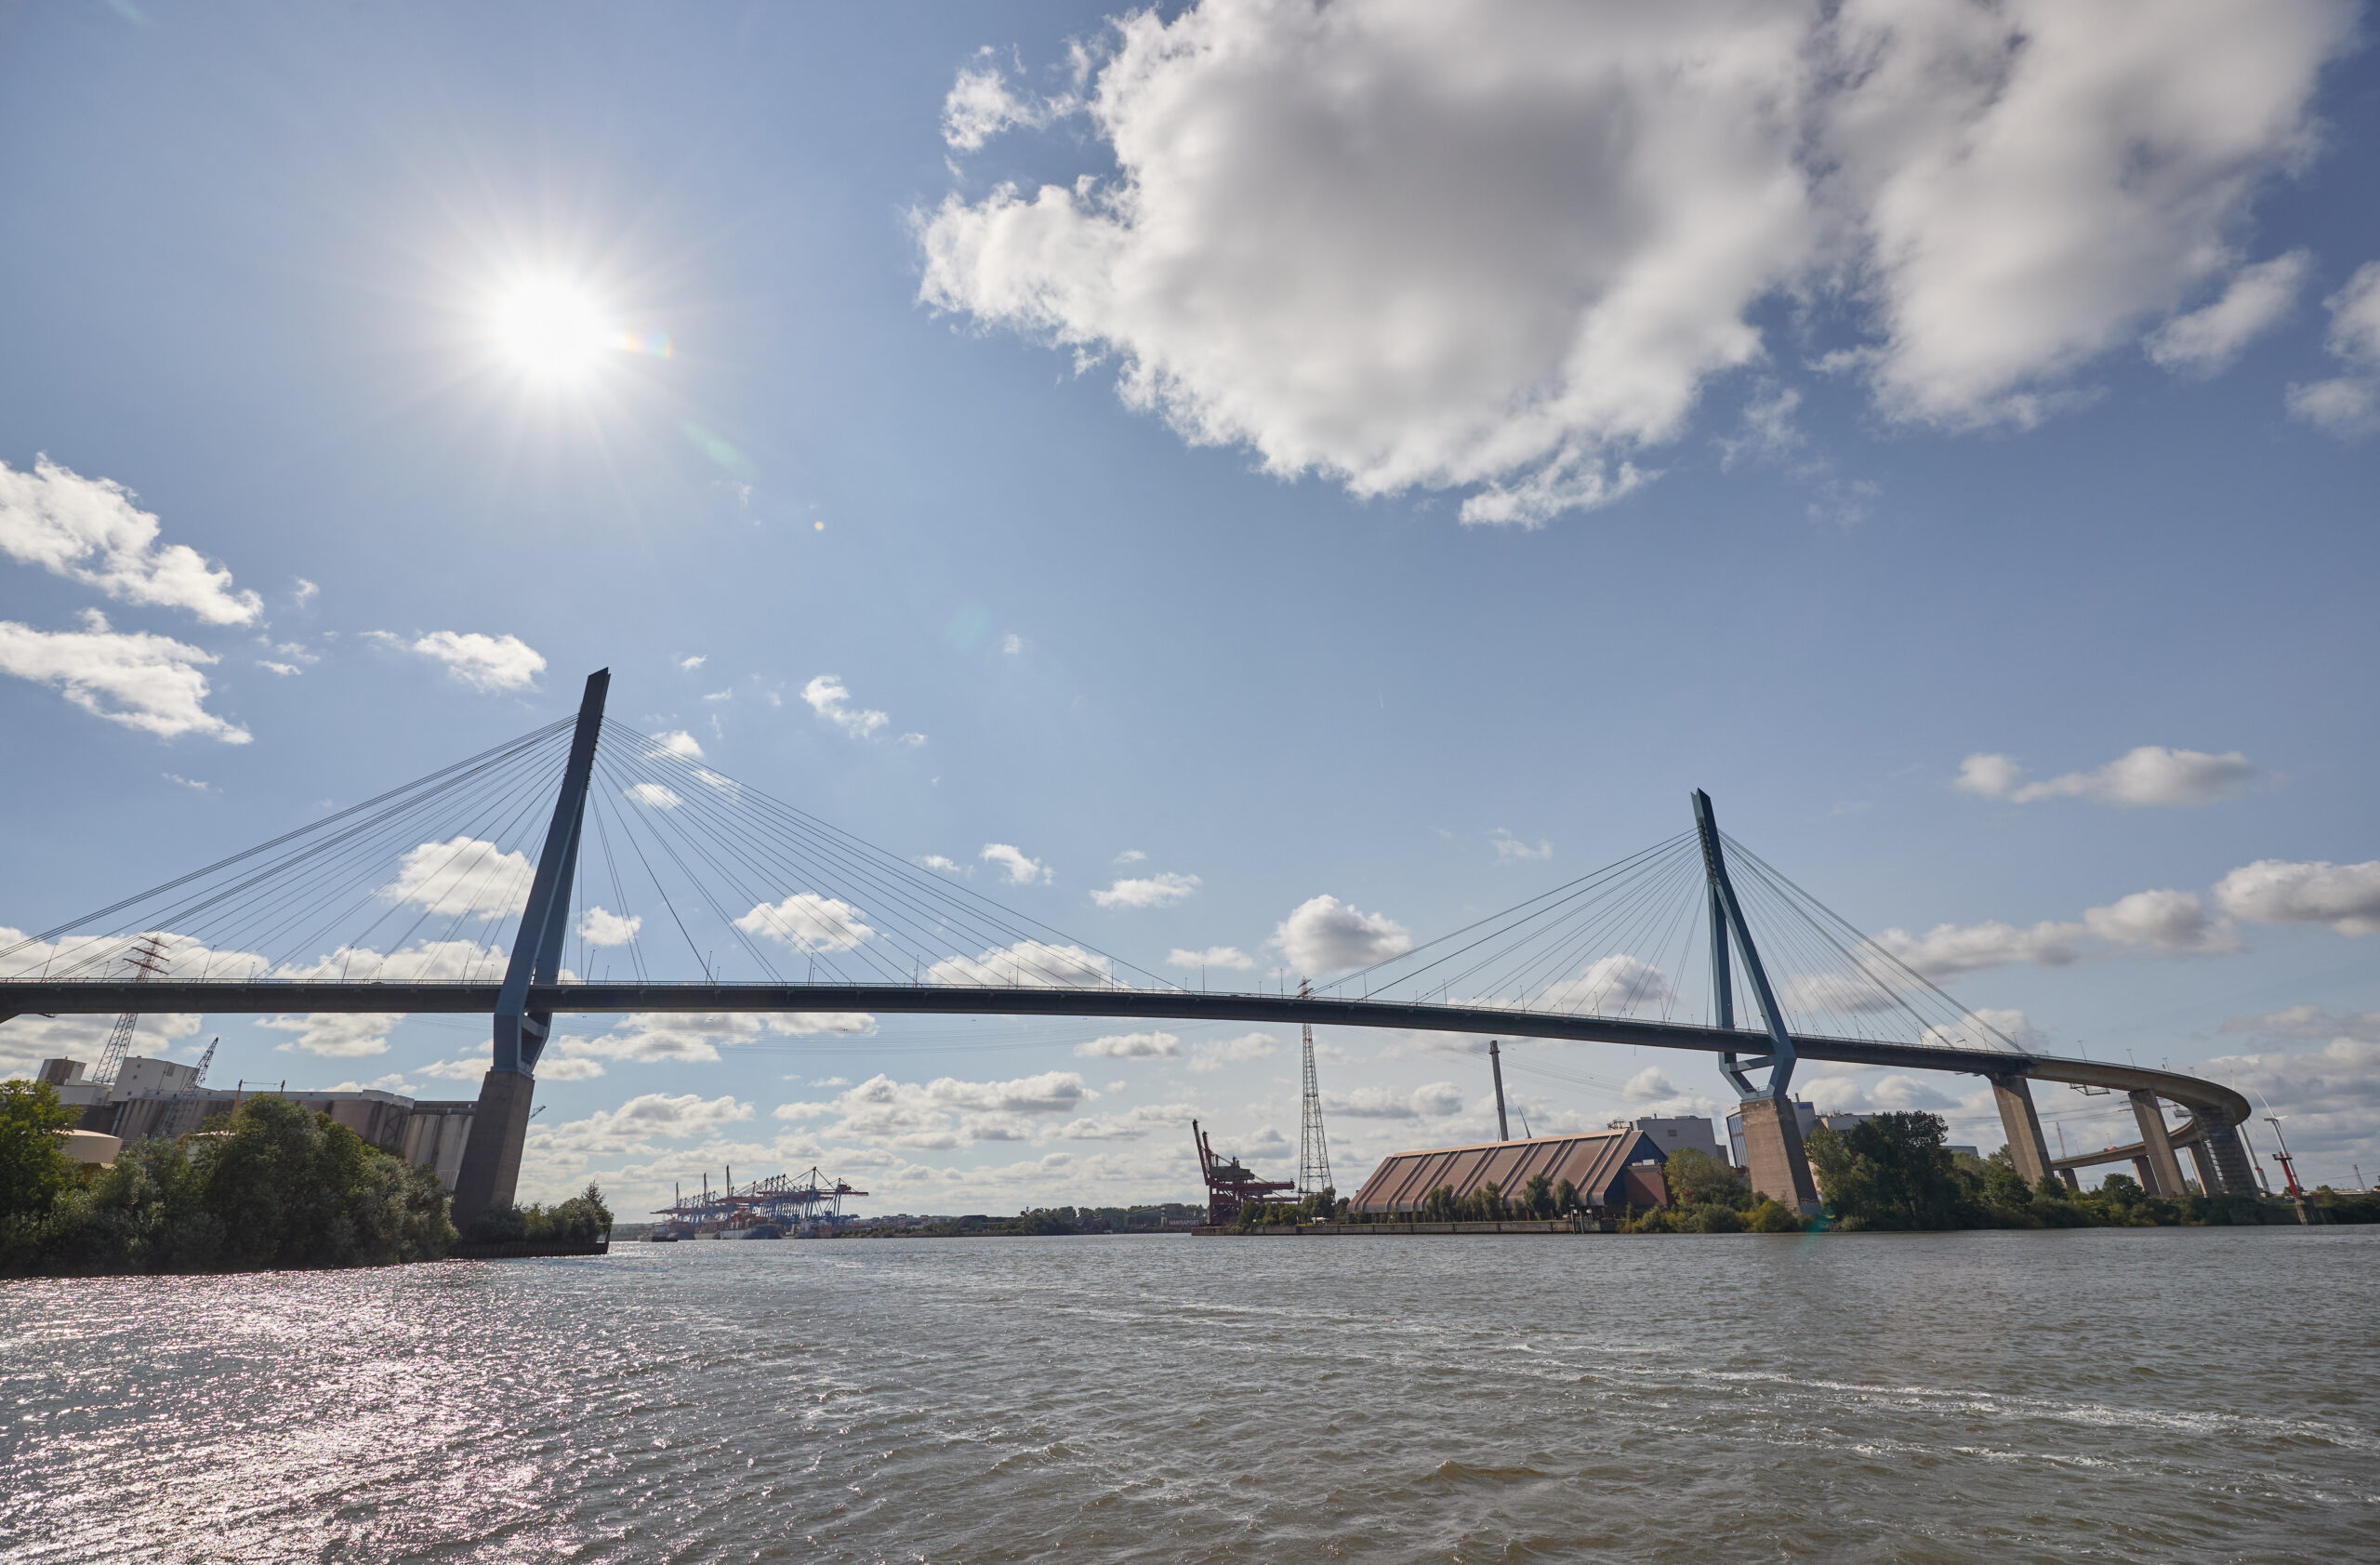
[3,1,2377,1210]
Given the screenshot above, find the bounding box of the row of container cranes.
[647,1166,867,1240]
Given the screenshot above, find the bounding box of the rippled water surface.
[4,1227,2374,1562]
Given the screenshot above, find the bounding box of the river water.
[3,1227,2373,1563]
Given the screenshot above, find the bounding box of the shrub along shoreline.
[1,1079,613,1276]
[1637,1113,2373,1232]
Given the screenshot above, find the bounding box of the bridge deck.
[0,980,2250,1122]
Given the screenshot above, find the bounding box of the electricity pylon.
[1297,979,1332,1197]
[93,934,169,1088]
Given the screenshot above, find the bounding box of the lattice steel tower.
[93,934,169,1088]
[1297,980,1332,1196]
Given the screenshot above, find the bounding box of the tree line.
[1,1078,615,1275]
[1639,1113,2374,1232]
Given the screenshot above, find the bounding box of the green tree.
[1554,1178,1580,1214]
[1522,1172,1554,1218]
[1805,1112,1964,1230]
[0,1081,81,1264]
[1662,1147,1750,1210]
[13,1094,453,1274]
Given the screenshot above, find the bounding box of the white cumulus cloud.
[1540,954,1674,1016]
[2145,250,2309,375]
[734,893,875,953]
[1272,894,1412,977]
[0,611,250,742]
[577,907,641,948]
[801,674,890,738]
[921,1,2352,524]
[2288,261,2380,437]
[2214,859,2380,935]
[1075,1029,1180,1059]
[379,837,535,921]
[371,630,546,693]
[624,782,681,809]
[1188,1031,1276,1072]
[1091,871,1199,908]
[927,939,1117,988]
[1490,829,1552,864]
[1877,886,2236,977]
[980,842,1052,885]
[1330,1081,1465,1120]
[1954,746,2262,806]
[0,456,260,624]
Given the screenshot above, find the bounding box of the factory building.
[36,1055,479,1190]
[1350,1126,1672,1216]
[1608,1114,1726,1162]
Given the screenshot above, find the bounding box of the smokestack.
[1489,1040,1510,1142]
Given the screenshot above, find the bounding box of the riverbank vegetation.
[1615,1111,2369,1233]
[839,1202,1206,1237]
[462,1185,613,1246]
[1,1081,456,1275]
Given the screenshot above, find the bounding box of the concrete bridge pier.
[1990,1076,2055,1186]
[2196,1107,2259,1196]
[1737,1097,1820,1214]
[2184,1138,2223,1197]
[2128,1090,2188,1196]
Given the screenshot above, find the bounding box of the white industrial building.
[36,1055,479,1190]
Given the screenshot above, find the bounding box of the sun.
[492,279,613,380]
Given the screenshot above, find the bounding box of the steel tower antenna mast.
[1297,980,1332,1196]
[92,933,170,1088]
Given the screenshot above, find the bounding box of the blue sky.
[4,2,2377,1206]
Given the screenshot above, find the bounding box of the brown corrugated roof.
[1349,1129,1665,1213]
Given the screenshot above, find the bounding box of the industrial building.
[1609,1114,1726,1161]
[37,1054,480,1190]
[1350,1126,1673,1217]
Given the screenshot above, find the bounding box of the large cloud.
[775,1070,1098,1150]
[555,1010,876,1066]
[734,893,875,953]
[1954,746,2263,806]
[1540,954,1674,1016]
[367,630,546,694]
[0,611,250,742]
[926,939,1116,988]
[921,0,2353,524]
[2214,859,2380,935]
[0,456,260,624]
[377,838,536,922]
[1876,886,2235,977]
[1272,894,1411,977]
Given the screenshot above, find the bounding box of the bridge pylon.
[451,670,609,1230]
[1692,790,1820,1214]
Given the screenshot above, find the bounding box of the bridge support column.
[453,1070,536,1229]
[2058,1167,2081,1192]
[2197,1107,2259,1196]
[1737,1097,1820,1214]
[1990,1076,2054,1187]
[450,670,609,1233]
[2184,1137,2220,1197]
[2128,1090,2187,1196]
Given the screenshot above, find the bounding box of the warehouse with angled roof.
[1349,1126,1670,1215]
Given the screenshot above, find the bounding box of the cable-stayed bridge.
[1,671,2257,1220]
